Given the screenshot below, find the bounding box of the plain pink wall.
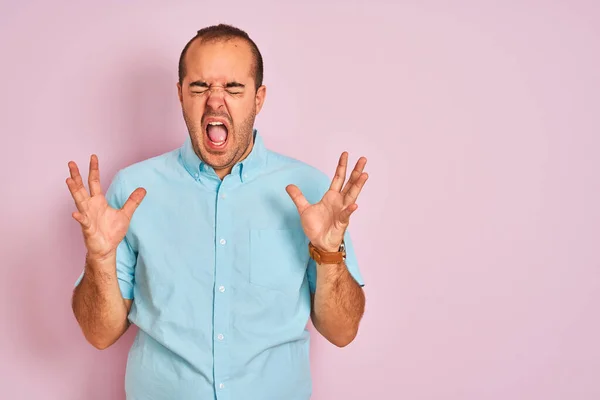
[1,1,599,399]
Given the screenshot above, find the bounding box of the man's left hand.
[286,152,368,252]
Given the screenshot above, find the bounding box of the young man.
[69,24,368,400]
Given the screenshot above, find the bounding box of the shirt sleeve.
[306,170,365,294]
[73,170,137,300]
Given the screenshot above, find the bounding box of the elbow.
[77,323,126,350]
[331,338,352,348]
[313,315,362,348]
[91,342,109,350]
[328,328,359,348]
[87,336,116,350]
[73,318,118,350]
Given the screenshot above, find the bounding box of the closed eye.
[188,81,245,96]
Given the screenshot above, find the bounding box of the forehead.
[184,38,254,84]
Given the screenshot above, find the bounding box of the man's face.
[177,38,266,176]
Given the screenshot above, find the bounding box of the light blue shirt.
[75,130,364,400]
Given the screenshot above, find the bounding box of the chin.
[194,139,237,170]
[189,126,252,172]
[202,152,235,170]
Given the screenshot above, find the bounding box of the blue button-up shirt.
[75,130,364,400]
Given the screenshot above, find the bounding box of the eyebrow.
[189,81,246,89]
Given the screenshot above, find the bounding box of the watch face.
[340,241,346,260]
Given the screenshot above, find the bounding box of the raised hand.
[286,152,368,252]
[66,155,146,261]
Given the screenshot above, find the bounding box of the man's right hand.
[66,154,146,263]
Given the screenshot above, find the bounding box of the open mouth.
[206,121,229,148]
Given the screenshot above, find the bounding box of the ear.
[176,82,183,105]
[254,85,267,115]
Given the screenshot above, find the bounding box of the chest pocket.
[249,228,309,294]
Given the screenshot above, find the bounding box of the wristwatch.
[308,241,346,264]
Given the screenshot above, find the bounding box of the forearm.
[72,254,130,349]
[311,262,365,347]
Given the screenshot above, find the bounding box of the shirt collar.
[180,128,266,183]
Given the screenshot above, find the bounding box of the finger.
[329,152,348,192]
[339,203,358,225]
[285,184,310,214]
[120,188,147,220]
[71,211,90,228]
[344,172,369,205]
[67,161,90,208]
[68,161,88,194]
[88,154,102,197]
[66,177,88,212]
[341,157,367,195]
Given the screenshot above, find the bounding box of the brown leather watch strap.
[308,242,345,264]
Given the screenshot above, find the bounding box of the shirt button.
[219,383,225,389]
[220,193,226,199]
[243,173,248,179]
[220,238,226,245]
[194,173,199,178]
[217,333,224,341]
[219,286,225,293]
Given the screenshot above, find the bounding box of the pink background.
[1,1,599,399]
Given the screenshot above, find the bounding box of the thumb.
[121,187,147,220]
[338,203,358,225]
[285,184,310,214]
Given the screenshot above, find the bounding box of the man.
[68,24,368,400]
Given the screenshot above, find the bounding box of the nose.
[206,86,226,110]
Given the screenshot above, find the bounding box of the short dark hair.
[178,24,264,91]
